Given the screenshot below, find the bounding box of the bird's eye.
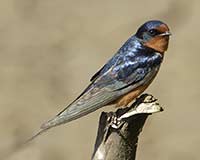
[148,29,159,36]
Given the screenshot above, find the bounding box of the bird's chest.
[110,52,162,107]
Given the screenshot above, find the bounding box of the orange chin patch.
[144,36,169,53]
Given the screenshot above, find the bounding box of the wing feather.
[28,37,164,142]
[40,50,162,131]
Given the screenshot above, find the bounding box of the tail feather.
[41,90,116,130]
[27,90,118,142]
[25,128,48,143]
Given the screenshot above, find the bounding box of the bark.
[92,94,163,160]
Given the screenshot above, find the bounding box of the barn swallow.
[29,20,171,140]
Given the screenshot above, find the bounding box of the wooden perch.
[91,94,163,160]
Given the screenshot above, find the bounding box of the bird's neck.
[133,38,161,55]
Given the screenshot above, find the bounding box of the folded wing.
[40,52,162,131]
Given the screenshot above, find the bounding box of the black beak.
[159,31,172,36]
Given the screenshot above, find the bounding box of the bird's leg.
[102,112,125,142]
[110,113,125,129]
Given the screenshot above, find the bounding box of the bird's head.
[135,20,171,53]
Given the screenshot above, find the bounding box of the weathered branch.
[91,94,163,160]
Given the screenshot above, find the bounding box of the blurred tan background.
[0,0,199,160]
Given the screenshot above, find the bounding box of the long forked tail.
[25,108,92,143]
[25,111,77,144]
[25,110,89,143]
[25,107,101,143]
[26,90,117,142]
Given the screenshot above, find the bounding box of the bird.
[29,20,171,141]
